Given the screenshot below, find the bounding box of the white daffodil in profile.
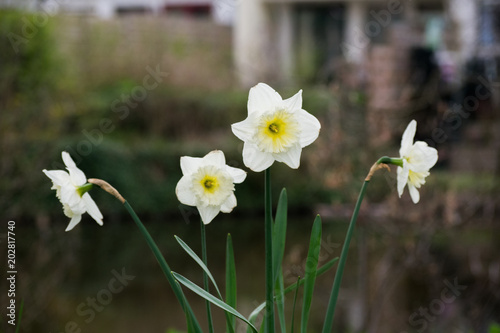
[397,120,438,203]
[231,83,321,172]
[43,151,103,231]
[176,150,247,224]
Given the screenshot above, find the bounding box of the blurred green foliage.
[0,10,57,102]
[0,10,333,222]
[1,9,493,227]
[489,323,500,333]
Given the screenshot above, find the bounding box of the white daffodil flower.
[43,151,103,231]
[176,150,246,224]
[397,120,438,204]
[231,83,321,172]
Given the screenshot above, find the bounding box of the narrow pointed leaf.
[247,303,266,333]
[273,188,288,284]
[290,277,301,333]
[226,234,237,333]
[301,215,322,333]
[248,257,340,327]
[322,180,370,333]
[176,234,235,333]
[123,201,202,333]
[175,235,222,297]
[275,271,286,333]
[173,272,258,333]
[283,257,338,294]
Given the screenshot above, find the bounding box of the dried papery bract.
[88,178,125,204]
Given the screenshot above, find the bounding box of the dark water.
[2,213,500,333]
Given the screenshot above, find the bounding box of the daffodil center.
[192,165,234,206]
[268,123,280,134]
[408,169,429,188]
[202,177,217,193]
[255,109,300,153]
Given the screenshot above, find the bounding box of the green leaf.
[175,235,222,297]
[275,272,286,333]
[301,215,322,333]
[123,202,202,333]
[273,188,288,285]
[283,257,338,294]
[322,180,370,333]
[248,257,339,328]
[172,272,258,333]
[247,303,265,333]
[489,323,500,333]
[273,189,288,333]
[226,234,237,333]
[176,234,235,333]
[290,277,301,333]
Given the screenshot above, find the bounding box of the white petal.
[203,150,226,167]
[242,142,275,172]
[62,150,86,185]
[60,185,81,207]
[65,214,82,232]
[226,166,247,183]
[82,193,103,225]
[397,165,409,197]
[283,89,302,112]
[198,205,221,225]
[175,176,197,206]
[247,83,283,116]
[408,142,438,172]
[221,193,237,213]
[231,114,258,143]
[67,166,86,186]
[62,151,77,168]
[180,156,203,176]
[297,109,321,147]
[68,197,87,216]
[273,144,302,169]
[400,120,416,157]
[408,183,420,203]
[43,169,71,186]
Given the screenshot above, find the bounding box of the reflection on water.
[8,213,500,332]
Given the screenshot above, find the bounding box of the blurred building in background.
[1,0,499,166]
[235,0,500,169]
[0,0,236,24]
[234,0,499,86]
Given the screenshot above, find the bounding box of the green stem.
[201,220,215,333]
[377,155,403,167]
[264,168,275,333]
[123,201,202,333]
[322,180,370,333]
